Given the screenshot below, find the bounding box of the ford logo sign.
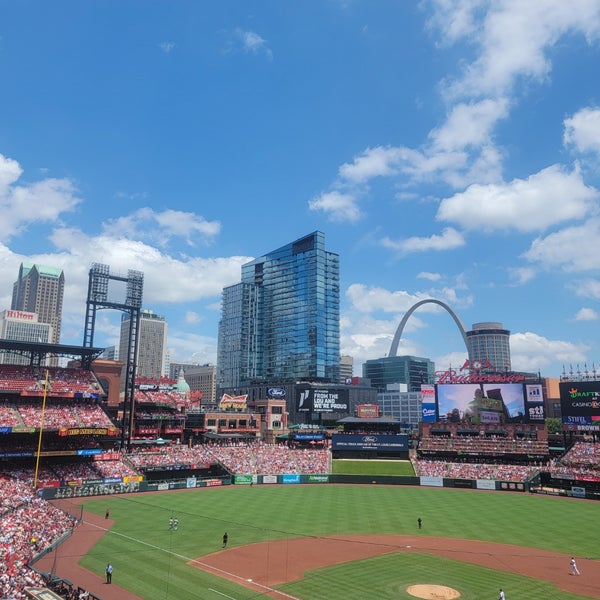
[362,435,377,443]
[268,387,286,399]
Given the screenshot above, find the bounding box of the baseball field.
[46,482,599,600]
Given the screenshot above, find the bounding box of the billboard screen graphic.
[559,382,600,430]
[296,387,349,413]
[331,433,408,453]
[436,383,527,424]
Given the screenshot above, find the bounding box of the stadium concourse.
[1,360,600,598]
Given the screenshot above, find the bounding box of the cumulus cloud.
[430,98,509,151]
[564,107,600,155]
[0,153,81,242]
[574,307,598,321]
[436,0,600,98]
[523,218,600,272]
[510,331,590,372]
[308,190,362,223]
[381,227,465,254]
[437,165,598,232]
[103,207,221,247]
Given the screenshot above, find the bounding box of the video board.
[435,382,544,424]
[559,381,600,431]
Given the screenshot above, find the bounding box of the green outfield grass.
[332,458,416,476]
[79,485,597,600]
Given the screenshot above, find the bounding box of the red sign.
[435,369,524,384]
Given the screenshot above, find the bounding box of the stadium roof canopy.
[0,339,105,366]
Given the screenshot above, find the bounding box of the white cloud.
[430,98,509,151]
[437,165,598,232]
[510,331,589,373]
[564,107,600,155]
[417,271,443,281]
[574,307,598,322]
[338,146,412,183]
[508,266,536,286]
[308,190,362,223]
[437,0,600,98]
[346,284,430,314]
[0,154,81,242]
[571,278,600,300]
[232,28,273,59]
[523,218,600,272]
[159,41,176,54]
[381,227,465,254]
[103,207,221,246]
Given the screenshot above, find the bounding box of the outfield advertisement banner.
[420,476,443,487]
[331,433,408,452]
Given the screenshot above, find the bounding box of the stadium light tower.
[84,263,144,450]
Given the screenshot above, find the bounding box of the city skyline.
[1,2,600,378]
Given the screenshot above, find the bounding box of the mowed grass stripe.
[80,485,597,600]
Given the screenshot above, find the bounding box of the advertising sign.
[296,387,349,413]
[559,382,600,430]
[331,433,408,452]
[357,404,380,418]
[421,384,437,422]
[524,384,545,423]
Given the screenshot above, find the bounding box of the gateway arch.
[389,299,469,357]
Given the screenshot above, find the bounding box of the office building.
[217,231,340,389]
[377,383,422,428]
[362,355,435,392]
[0,309,53,364]
[119,309,168,381]
[466,322,511,372]
[11,262,64,344]
[172,363,217,404]
[340,355,354,383]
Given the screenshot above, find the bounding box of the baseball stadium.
[1,332,599,600]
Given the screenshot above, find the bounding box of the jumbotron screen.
[559,381,600,431]
[430,382,544,424]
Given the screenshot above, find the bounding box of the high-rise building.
[11,262,64,344]
[217,231,340,389]
[0,309,53,364]
[466,322,511,372]
[362,355,435,393]
[119,309,168,381]
[340,355,354,383]
[178,364,217,404]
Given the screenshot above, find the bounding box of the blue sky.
[1,1,600,379]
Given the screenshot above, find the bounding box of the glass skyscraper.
[217,231,340,388]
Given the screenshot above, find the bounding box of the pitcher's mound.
[407,584,461,599]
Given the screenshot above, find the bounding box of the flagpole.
[33,369,49,490]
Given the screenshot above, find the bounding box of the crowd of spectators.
[0,365,101,396]
[545,441,600,478]
[16,400,114,430]
[128,441,330,475]
[0,475,77,599]
[418,435,548,456]
[413,458,538,482]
